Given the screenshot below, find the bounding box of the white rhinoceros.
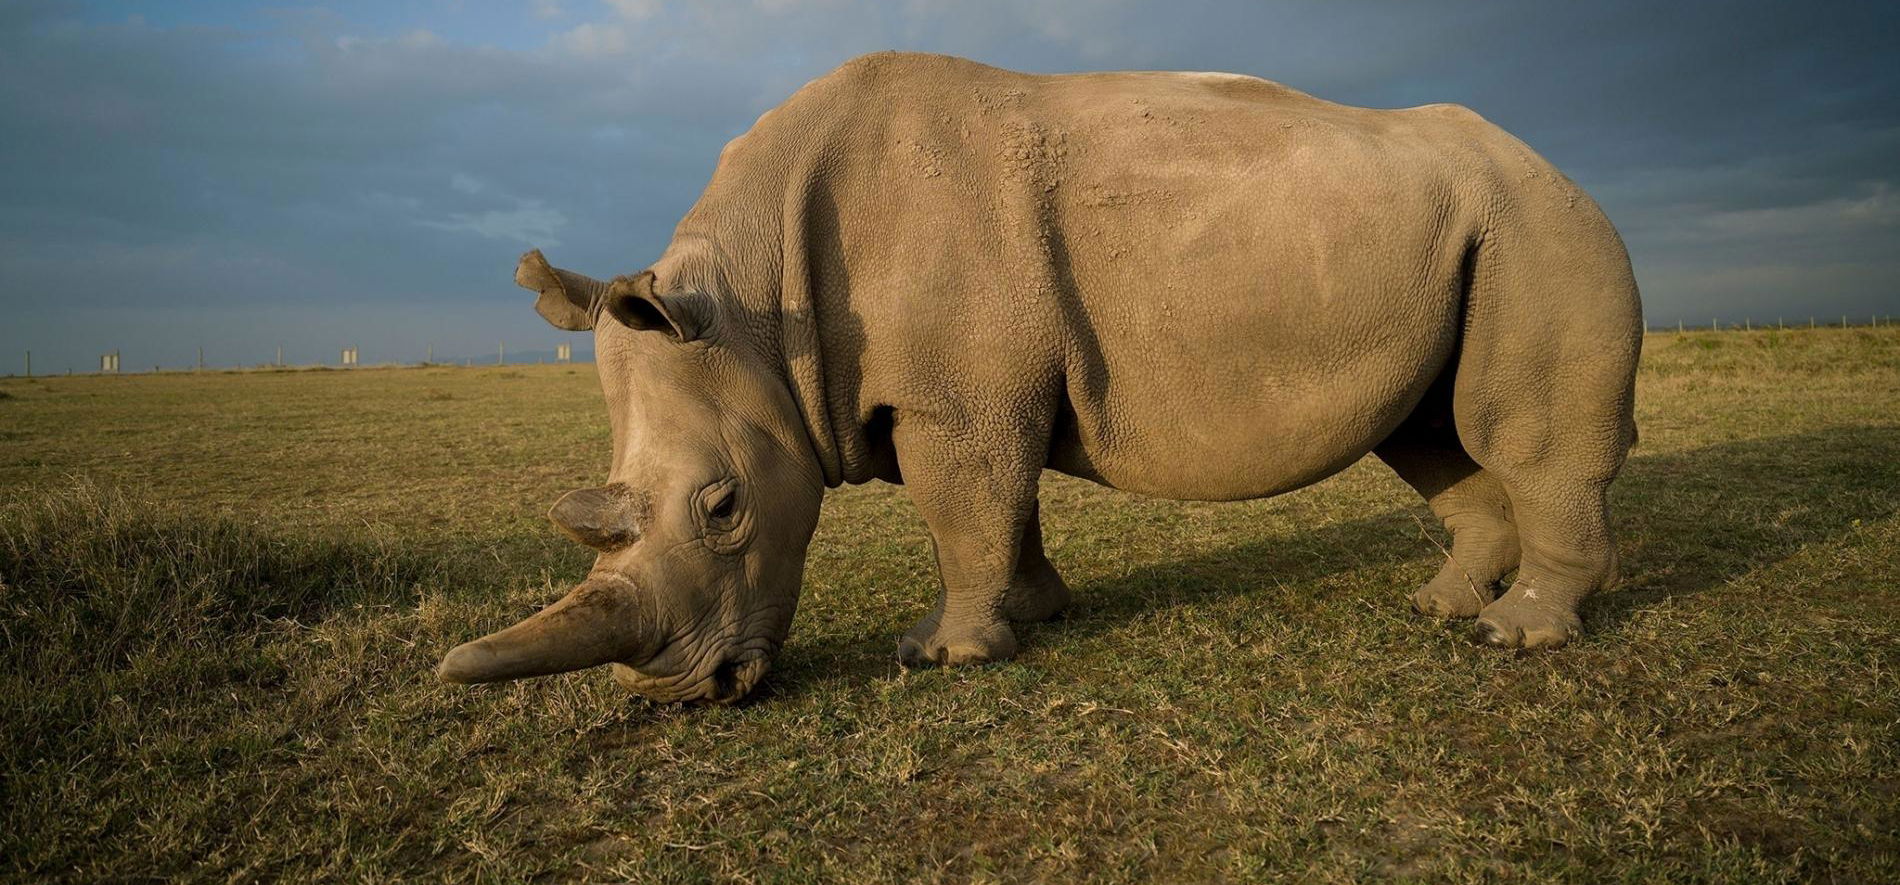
[438,52,1641,704]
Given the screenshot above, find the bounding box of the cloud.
[397,28,442,49]
[1697,184,1898,241]
[421,201,569,246]
[553,20,630,57]
[603,0,662,21]
[449,173,486,195]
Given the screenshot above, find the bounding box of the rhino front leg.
[892,417,1046,669]
[906,500,1072,648]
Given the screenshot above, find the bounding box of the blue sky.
[3,0,1897,371]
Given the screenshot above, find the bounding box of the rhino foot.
[1411,573,1496,619]
[1473,592,1581,650]
[898,617,1018,669]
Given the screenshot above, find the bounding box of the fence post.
[426,343,433,364]
[23,350,29,378]
[498,341,505,365]
[197,346,205,371]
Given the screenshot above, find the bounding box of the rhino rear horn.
[517,249,610,331]
[436,579,666,684]
[549,485,642,550]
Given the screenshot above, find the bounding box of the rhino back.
[678,54,1522,499]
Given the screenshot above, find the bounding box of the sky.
[2,0,1897,372]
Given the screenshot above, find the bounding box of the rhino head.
[436,250,824,704]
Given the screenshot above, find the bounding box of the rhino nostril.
[712,660,741,697]
[700,653,770,705]
[699,658,752,705]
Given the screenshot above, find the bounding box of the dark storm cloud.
[1,0,1895,371]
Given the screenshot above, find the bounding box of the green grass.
[2,329,1897,882]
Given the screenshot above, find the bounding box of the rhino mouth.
[611,643,773,705]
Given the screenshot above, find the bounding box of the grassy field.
[3,328,1897,882]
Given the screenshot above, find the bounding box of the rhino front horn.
[436,578,666,684]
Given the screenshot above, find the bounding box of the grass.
[2,328,1897,882]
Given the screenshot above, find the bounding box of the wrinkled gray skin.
[438,53,1641,704]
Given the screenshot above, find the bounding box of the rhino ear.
[516,249,609,332]
[604,272,713,343]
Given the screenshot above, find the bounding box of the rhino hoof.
[897,620,1018,669]
[1411,578,1493,619]
[1473,598,1580,650]
[1473,618,1518,648]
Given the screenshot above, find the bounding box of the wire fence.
[9,317,1898,377]
[1648,315,1894,334]
[11,341,582,378]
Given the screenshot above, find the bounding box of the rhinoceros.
[437,52,1640,703]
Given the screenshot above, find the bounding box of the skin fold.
[437,52,1641,703]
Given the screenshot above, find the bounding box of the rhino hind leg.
[1376,419,1520,619]
[1000,501,1073,623]
[1448,222,1641,650]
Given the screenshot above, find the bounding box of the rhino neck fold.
[666,108,873,488]
[774,178,874,488]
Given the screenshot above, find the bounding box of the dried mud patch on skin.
[1126,97,1205,131]
[1077,183,1176,209]
[970,86,1026,116]
[997,120,1068,194]
[899,138,946,179]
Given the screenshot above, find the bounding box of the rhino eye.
[705,483,738,524]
